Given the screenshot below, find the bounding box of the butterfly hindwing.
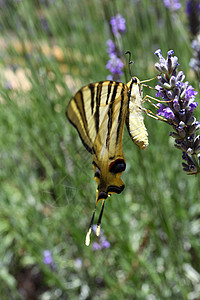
[92,83,129,202]
[126,77,149,150]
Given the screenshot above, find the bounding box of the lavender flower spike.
[110,14,126,37]
[154,49,200,174]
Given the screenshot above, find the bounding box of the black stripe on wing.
[95,82,103,134]
[106,83,118,147]
[66,90,93,153]
[116,86,126,145]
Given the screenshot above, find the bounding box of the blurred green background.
[0,0,200,299]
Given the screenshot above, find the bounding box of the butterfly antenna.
[125,51,134,77]
[96,199,105,236]
[85,207,96,246]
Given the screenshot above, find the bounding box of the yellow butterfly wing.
[126,77,149,150]
[66,81,129,244]
[66,77,149,245]
[66,81,127,153]
[92,82,129,202]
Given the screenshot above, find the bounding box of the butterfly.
[66,76,148,245]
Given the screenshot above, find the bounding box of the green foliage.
[0,0,200,299]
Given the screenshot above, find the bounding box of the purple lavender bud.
[194,135,200,148]
[175,143,183,150]
[160,63,168,73]
[167,50,174,57]
[92,242,102,251]
[156,90,163,98]
[177,71,185,82]
[170,76,176,87]
[158,105,175,120]
[182,153,197,173]
[180,89,186,100]
[155,62,162,72]
[43,250,52,265]
[185,85,198,100]
[177,126,186,138]
[194,145,200,153]
[166,90,174,99]
[178,110,186,122]
[155,84,163,91]
[170,132,183,139]
[171,56,179,70]
[182,152,191,162]
[164,82,172,90]
[187,135,195,147]
[106,39,116,55]
[175,140,188,151]
[173,98,180,111]
[163,0,181,11]
[189,164,197,172]
[107,74,113,80]
[189,102,198,112]
[188,122,200,135]
[102,240,111,249]
[154,49,162,59]
[186,114,195,125]
[174,84,181,98]
[110,14,126,36]
[182,162,191,172]
[106,53,124,75]
[187,148,194,155]
[167,50,174,72]
[157,75,167,84]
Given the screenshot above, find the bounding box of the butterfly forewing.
[66,81,128,153]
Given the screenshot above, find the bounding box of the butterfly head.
[127,76,140,88]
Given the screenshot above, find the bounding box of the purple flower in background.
[106,39,116,55]
[106,14,126,81]
[110,14,126,36]
[93,242,102,250]
[154,49,200,174]
[92,225,110,250]
[163,0,181,11]
[100,236,111,249]
[43,250,57,270]
[106,53,124,76]
[43,250,52,265]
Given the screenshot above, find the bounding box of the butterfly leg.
[142,94,174,104]
[140,94,175,123]
[142,107,168,123]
